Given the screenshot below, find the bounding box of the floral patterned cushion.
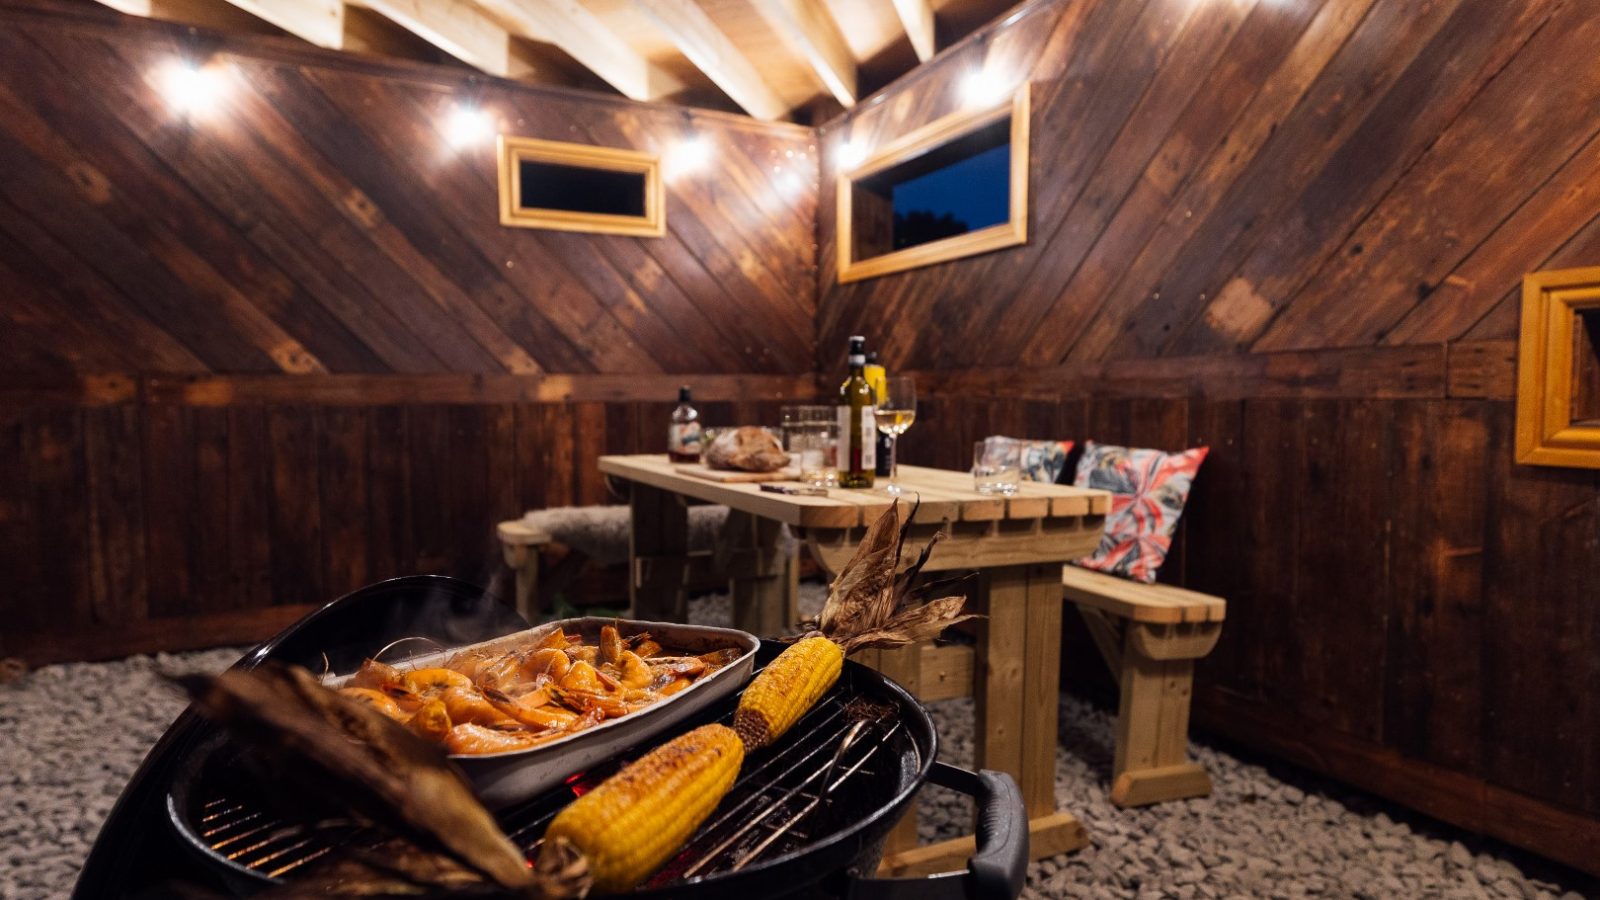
[983,436,1074,483]
[1072,440,1208,583]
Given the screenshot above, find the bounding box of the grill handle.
[844,762,1029,900]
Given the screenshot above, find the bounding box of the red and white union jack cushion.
[1071,440,1209,584]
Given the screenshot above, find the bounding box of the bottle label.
[668,422,702,456]
[837,404,876,472]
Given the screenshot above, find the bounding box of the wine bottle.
[837,336,876,488]
[667,386,702,463]
[866,351,893,477]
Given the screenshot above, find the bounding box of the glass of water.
[973,439,1021,495]
[786,406,838,487]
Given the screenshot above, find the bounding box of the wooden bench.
[496,519,553,622]
[1061,565,1226,807]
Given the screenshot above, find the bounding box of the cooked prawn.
[648,656,708,680]
[399,667,473,697]
[346,658,403,691]
[599,624,625,666]
[492,691,582,729]
[338,687,404,719]
[405,699,452,743]
[614,651,654,690]
[440,685,519,728]
[559,660,614,694]
[445,724,559,755]
[534,627,569,651]
[656,676,693,698]
[520,647,570,683]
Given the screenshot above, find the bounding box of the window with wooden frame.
[1515,266,1600,468]
[837,85,1030,283]
[497,135,664,237]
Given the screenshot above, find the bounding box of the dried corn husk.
[176,663,582,896]
[806,498,977,654]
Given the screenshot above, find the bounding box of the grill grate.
[187,679,908,890]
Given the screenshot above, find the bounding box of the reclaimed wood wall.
[0,2,818,662]
[817,0,1600,876]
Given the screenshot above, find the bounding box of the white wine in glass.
[876,376,916,494]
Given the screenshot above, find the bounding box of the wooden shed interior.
[2,0,1598,892]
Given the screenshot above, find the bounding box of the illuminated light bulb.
[157,58,228,118]
[445,104,495,148]
[665,135,713,180]
[837,139,868,171]
[960,68,1010,108]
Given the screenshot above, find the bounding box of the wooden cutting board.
[673,464,800,483]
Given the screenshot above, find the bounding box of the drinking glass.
[875,376,917,495]
[973,439,1020,495]
[785,405,838,487]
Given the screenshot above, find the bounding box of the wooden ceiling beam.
[92,0,152,14]
[350,0,512,76]
[754,0,856,107]
[633,0,790,120]
[472,0,682,100]
[222,0,344,48]
[891,0,936,62]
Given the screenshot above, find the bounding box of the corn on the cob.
[732,636,843,750]
[543,723,744,893]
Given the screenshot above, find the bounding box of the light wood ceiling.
[86,0,1021,122]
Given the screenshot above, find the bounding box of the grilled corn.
[542,723,744,893]
[732,636,843,750]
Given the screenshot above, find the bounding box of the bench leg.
[724,512,799,638]
[1111,622,1213,807]
[500,543,539,622]
[629,485,690,621]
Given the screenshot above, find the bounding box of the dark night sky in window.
[891,144,1011,231]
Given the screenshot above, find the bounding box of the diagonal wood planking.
[815,0,1600,877]
[0,5,816,379]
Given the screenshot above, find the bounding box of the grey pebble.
[3,585,1596,900]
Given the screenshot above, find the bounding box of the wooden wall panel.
[0,5,819,661]
[0,2,817,379]
[817,0,1600,877]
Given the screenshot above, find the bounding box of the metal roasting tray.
[325,616,759,809]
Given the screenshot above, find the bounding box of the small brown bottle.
[667,386,702,463]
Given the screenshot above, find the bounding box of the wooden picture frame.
[1515,266,1600,468]
[497,135,665,237]
[837,85,1030,283]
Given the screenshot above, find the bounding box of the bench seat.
[1061,564,1226,807]
[1062,565,1224,624]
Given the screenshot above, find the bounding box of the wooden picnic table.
[597,454,1112,875]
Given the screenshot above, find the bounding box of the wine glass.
[876,376,917,495]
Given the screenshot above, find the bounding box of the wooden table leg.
[724,511,798,637]
[880,562,1087,876]
[628,484,689,621]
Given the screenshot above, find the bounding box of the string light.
[960,68,1011,108]
[837,139,868,171]
[664,134,713,180]
[157,58,229,118]
[445,104,495,148]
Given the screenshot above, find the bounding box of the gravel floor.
[3,587,1593,899]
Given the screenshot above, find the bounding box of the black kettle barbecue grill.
[75,576,1029,899]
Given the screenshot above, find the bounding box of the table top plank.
[894,466,1106,518]
[598,455,1112,529]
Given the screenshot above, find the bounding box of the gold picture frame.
[837,84,1029,283]
[497,135,665,237]
[1515,265,1600,468]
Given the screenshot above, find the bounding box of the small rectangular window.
[838,85,1029,282]
[498,136,664,237]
